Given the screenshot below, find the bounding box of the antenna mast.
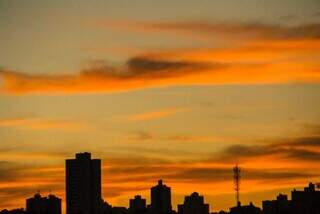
[233,164,241,207]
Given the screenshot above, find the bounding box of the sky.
[0,0,320,212]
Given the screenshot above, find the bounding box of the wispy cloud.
[0,58,222,94]
[130,131,154,141]
[102,20,320,40]
[1,48,319,95]
[129,131,229,143]
[0,117,87,131]
[126,107,189,122]
[1,21,320,95]
[213,135,320,163]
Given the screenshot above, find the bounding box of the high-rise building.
[150,180,172,214]
[26,193,61,214]
[177,192,209,214]
[129,195,146,214]
[262,194,290,214]
[66,152,101,214]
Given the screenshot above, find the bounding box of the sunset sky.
[1,0,320,212]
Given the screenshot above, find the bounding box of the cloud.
[126,107,189,122]
[127,57,211,77]
[0,117,87,131]
[104,20,320,40]
[0,161,24,182]
[82,57,215,80]
[99,130,320,184]
[165,168,317,183]
[215,135,320,163]
[130,131,154,141]
[1,25,320,95]
[129,131,226,143]
[0,162,64,184]
[303,123,320,135]
[0,150,68,161]
[288,136,320,148]
[103,185,149,198]
[102,161,319,185]
[0,20,319,95]
[166,135,218,142]
[0,57,224,94]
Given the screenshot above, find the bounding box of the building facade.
[66,152,101,214]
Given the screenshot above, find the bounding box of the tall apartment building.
[66,152,101,214]
[150,180,172,214]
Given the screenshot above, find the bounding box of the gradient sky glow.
[1,0,320,213]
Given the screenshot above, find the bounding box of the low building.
[262,194,290,214]
[111,207,129,214]
[229,202,261,214]
[26,193,61,214]
[129,195,147,214]
[291,183,320,214]
[178,192,209,214]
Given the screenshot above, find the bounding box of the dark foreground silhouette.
[1,152,320,214]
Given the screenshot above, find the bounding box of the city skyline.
[1,0,320,213]
[0,152,320,214]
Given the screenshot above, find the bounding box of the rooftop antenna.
[233,164,241,207]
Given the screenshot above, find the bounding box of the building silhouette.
[262,183,320,214]
[150,180,172,214]
[129,195,147,214]
[291,183,320,214]
[262,194,290,214]
[0,209,29,214]
[177,192,209,214]
[211,211,228,214]
[4,153,320,214]
[26,193,61,214]
[66,152,101,214]
[229,202,261,214]
[110,207,129,214]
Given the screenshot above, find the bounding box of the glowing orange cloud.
[126,107,189,122]
[1,21,320,95]
[0,117,87,131]
[0,46,319,95]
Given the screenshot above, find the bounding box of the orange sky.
[0,0,320,213]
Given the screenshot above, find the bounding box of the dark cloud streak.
[215,135,320,162]
[108,20,320,40]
